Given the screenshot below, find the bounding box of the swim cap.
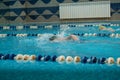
[49,36,57,41]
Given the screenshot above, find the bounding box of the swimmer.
[99,26,115,32]
[49,35,79,42]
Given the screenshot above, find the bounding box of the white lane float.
[106,57,114,64]
[116,58,120,65]
[56,55,65,63]
[74,56,81,63]
[66,56,73,63]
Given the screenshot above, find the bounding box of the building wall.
[0,0,120,24]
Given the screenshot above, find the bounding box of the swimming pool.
[0,22,120,80]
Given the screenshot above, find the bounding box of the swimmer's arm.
[106,28,115,32]
[65,35,79,41]
[52,35,79,42]
[53,37,66,41]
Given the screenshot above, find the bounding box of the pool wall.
[0,0,120,24]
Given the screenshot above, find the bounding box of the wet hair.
[49,36,57,41]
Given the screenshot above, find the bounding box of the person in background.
[49,35,79,42]
[99,26,115,32]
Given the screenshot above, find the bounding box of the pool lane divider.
[0,24,119,30]
[0,33,120,38]
[0,54,120,65]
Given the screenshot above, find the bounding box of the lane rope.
[0,53,120,66]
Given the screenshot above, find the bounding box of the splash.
[58,24,70,37]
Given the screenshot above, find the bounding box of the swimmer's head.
[49,35,57,41]
[99,26,106,30]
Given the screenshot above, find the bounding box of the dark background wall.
[0,0,120,24]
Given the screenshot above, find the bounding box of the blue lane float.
[90,56,97,63]
[44,55,51,61]
[0,54,3,60]
[2,54,9,60]
[9,54,16,60]
[81,56,88,63]
[98,57,106,64]
[51,55,57,62]
[36,55,42,61]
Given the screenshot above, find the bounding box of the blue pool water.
[0,23,120,80]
